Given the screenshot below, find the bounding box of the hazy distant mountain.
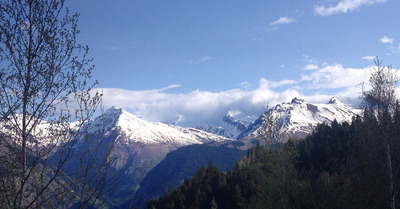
[0,114,79,149]
[239,97,361,140]
[190,111,258,139]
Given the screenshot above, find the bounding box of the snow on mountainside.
[87,106,231,145]
[240,97,361,140]
[0,115,77,148]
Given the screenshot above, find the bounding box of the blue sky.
[67,0,400,125]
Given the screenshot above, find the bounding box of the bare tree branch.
[0,1,116,208]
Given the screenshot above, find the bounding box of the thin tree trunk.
[19,2,34,207]
[385,143,396,209]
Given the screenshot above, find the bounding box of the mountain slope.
[131,140,249,209]
[240,97,361,140]
[81,107,231,206]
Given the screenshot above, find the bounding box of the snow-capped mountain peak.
[241,97,361,141]
[87,107,231,145]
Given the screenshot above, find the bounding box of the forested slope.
[147,112,400,209]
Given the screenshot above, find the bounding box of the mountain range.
[1,97,361,207]
[240,97,361,140]
[172,97,360,141]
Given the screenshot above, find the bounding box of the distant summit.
[192,111,257,139]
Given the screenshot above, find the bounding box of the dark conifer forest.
[147,112,400,209]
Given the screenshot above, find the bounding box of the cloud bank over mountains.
[96,63,384,126]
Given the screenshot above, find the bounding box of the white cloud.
[239,81,253,89]
[198,56,211,62]
[389,45,400,55]
[97,81,300,126]
[376,36,400,55]
[303,64,319,71]
[301,64,371,89]
[380,36,394,44]
[105,46,123,51]
[98,82,363,127]
[189,56,211,64]
[269,17,296,25]
[160,84,181,91]
[362,56,376,60]
[314,0,388,16]
[268,27,278,32]
[260,78,297,88]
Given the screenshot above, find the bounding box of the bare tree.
[362,58,398,119]
[0,0,115,208]
[361,57,400,209]
[257,106,287,148]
